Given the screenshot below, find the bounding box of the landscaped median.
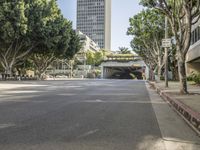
[148,81,200,136]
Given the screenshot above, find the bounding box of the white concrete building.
[186,19,200,74]
[77,30,100,54]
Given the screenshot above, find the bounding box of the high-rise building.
[77,0,111,50]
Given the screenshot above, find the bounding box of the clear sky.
[57,0,143,51]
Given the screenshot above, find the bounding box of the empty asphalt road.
[0,80,199,150]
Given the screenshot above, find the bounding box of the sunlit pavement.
[0,80,199,150]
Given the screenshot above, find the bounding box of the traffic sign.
[162,38,172,48]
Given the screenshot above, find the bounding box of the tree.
[127,9,165,82]
[118,47,131,54]
[0,0,79,79]
[28,0,72,79]
[86,50,104,66]
[94,51,104,66]
[64,30,82,60]
[140,0,200,93]
[86,51,95,65]
[0,0,31,76]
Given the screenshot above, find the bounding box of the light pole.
[70,60,73,78]
[164,16,169,88]
[83,52,86,78]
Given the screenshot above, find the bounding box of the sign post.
[162,38,172,48]
[163,16,171,88]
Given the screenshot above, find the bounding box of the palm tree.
[118,47,131,54]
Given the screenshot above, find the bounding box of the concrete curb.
[148,81,200,136]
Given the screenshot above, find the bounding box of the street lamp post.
[164,16,169,88]
[84,52,86,78]
[70,60,73,78]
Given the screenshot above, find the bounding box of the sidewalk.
[148,81,200,136]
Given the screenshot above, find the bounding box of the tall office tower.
[77,0,111,50]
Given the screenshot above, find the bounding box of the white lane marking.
[78,129,99,138]
[3,90,41,94]
[57,94,77,96]
[96,99,103,102]
[0,123,15,129]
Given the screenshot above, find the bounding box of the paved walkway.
[153,82,200,112]
[149,81,200,135]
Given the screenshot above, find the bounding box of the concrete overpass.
[100,55,148,79]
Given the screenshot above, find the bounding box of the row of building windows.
[78,26,104,30]
[78,1,104,4]
[77,20,104,23]
[77,6,104,11]
[78,22,103,25]
[77,17,104,21]
[77,16,104,21]
[77,5,104,12]
[77,21,104,25]
[191,26,200,45]
[77,10,105,16]
[79,24,104,28]
[78,14,104,18]
[77,4,104,8]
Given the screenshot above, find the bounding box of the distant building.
[186,20,200,74]
[45,31,100,78]
[77,30,100,53]
[77,0,111,50]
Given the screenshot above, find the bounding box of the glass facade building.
[77,0,111,50]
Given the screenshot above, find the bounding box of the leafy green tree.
[0,0,30,75]
[28,0,72,79]
[86,51,95,65]
[140,0,200,93]
[128,9,165,82]
[0,0,79,80]
[86,50,104,66]
[64,30,82,60]
[94,51,104,66]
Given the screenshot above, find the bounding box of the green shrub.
[187,75,193,81]
[129,73,136,79]
[188,72,200,84]
[193,73,200,84]
[160,76,164,81]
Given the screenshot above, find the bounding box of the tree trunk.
[4,66,12,80]
[157,65,161,82]
[177,56,188,94]
[149,65,155,81]
[171,62,179,81]
[149,66,153,81]
[37,71,45,80]
[5,67,11,75]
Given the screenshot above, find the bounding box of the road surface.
[0,80,199,150]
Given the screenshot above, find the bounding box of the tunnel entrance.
[104,66,143,79]
[100,55,147,80]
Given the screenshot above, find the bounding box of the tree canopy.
[128,9,165,81]
[0,0,81,79]
[139,0,200,93]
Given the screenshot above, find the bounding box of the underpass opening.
[104,66,143,79]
